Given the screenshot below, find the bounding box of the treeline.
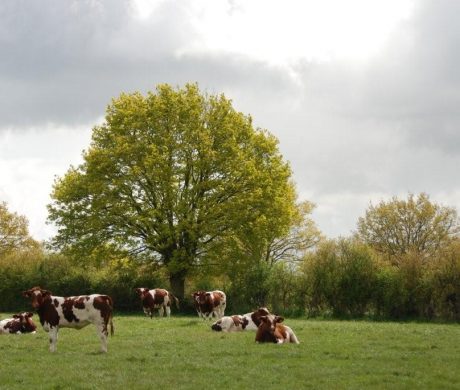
[1,236,459,321]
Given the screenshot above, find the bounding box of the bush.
[300,239,378,317]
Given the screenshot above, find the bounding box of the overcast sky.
[1,0,459,241]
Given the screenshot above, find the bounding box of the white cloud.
[1,0,459,242]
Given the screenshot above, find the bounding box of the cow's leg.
[48,327,58,352]
[165,305,171,317]
[96,324,108,353]
[159,306,165,317]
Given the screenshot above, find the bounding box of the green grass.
[0,314,459,389]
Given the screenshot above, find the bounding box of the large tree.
[357,193,459,262]
[48,84,295,298]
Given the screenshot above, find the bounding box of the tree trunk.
[169,271,186,302]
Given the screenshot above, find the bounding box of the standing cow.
[0,312,37,334]
[192,290,226,320]
[23,286,114,353]
[134,288,179,318]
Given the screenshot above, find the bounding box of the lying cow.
[134,288,179,318]
[0,312,37,334]
[211,307,271,332]
[211,315,249,332]
[23,286,114,353]
[192,290,226,320]
[255,314,299,344]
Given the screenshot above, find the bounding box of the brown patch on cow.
[53,299,59,307]
[62,298,80,323]
[241,317,249,330]
[93,295,114,336]
[5,319,22,333]
[74,297,87,310]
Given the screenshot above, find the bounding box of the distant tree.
[48,83,295,299]
[357,193,459,262]
[0,201,39,257]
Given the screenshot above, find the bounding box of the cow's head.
[23,287,52,309]
[192,291,209,305]
[259,314,284,334]
[251,307,271,327]
[134,288,149,298]
[13,312,36,333]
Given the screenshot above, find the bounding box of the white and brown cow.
[134,288,179,318]
[23,286,114,353]
[211,315,249,332]
[192,290,226,320]
[255,314,299,344]
[211,307,271,332]
[0,312,37,335]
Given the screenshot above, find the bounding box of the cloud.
[0,0,459,240]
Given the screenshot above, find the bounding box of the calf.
[23,286,114,353]
[134,288,179,318]
[255,314,299,344]
[192,290,226,320]
[211,307,271,332]
[0,312,37,335]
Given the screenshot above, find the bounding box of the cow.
[134,288,179,318]
[255,314,299,344]
[211,315,249,332]
[23,286,114,353]
[0,312,37,335]
[211,307,271,332]
[192,290,226,320]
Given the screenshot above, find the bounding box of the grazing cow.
[211,315,249,332]
[134,288,179,318]
[211,307,271,332]
[23,286,114,353]
[255,314,299,344]
[0,312,37,335]
[192,290,226,319]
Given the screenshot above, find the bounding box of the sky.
[1,0,459,241]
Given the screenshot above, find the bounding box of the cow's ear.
[275,316,284,323]
[41,289,51,297]
[27,312,33,317]
[22,290,31,297]
[13,314,20,319]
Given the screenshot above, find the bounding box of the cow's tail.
[171,294,180,310]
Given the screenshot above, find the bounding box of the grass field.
[0,314,459,390]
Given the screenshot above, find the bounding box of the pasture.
[0,314,459,390]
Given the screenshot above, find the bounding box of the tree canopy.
[356,193,459,262]
[48,83,297,297]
